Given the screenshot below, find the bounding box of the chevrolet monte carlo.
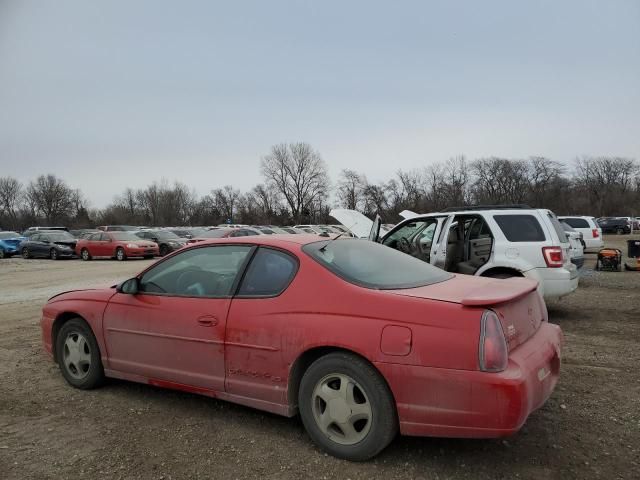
[41,235,563,460]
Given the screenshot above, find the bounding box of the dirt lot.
[1,237,639,480]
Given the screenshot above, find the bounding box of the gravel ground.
[1,237,639,479]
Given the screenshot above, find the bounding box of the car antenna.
[319,223,355,252]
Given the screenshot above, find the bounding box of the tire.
[55,318,104,390]
[298,352,398,461]
[21,247,30,259]
[0,249,5,259]
[81,248,92,261]
[159,244,168,257]
[115,247,126,261]
[50,248,58,260]
[616,228,624,235]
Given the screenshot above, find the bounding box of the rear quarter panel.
[225,248,483,408]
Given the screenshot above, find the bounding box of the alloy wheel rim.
[51,250,57,259]
[22,248,28,258]
[82,250,89,260]
[311,373,373,445]
[62,332,91,380]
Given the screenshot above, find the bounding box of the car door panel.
[103,294,230,391]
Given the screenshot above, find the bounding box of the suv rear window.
[562,218,590,228]
[494,215,546,242]
[303,239,452,289]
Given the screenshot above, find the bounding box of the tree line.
[0,143,638,231]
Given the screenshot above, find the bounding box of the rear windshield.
[303,239,452,290]
[562,218,590,228]
[494,215,546,242]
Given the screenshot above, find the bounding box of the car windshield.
[0,232,20,239]
[109,232,141,241]
[303,239,452,290]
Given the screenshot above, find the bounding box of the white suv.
[557,216,604,251]
[332,206,579,301]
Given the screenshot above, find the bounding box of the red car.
[75,231,159,261]
[188,227,261,244]
[42,235,562,460]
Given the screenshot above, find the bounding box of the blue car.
[0,231,26,258]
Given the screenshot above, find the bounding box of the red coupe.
[75,231,159,261]
[42,235,563,460]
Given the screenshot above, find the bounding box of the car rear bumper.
[584,238,604,251]
[376,323,563,438]
[523,266,578,300]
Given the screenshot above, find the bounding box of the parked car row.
[0,224,351,261]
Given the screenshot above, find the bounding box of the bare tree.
[212,185,241,223]
[261,142,330,223]
[25,174,75,224]
[336,169,366,210]
[0,177,23,229]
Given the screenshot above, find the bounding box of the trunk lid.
[387,274,545,350]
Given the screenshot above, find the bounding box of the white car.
[557,216,604,251]
[332,206,579,301]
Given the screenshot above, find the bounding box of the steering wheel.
[398,237,412,254]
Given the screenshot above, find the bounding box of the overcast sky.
[0,0,638,208]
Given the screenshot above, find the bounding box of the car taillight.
[479,310,508,372]
[542,246,564,268]
[592,228,599,238]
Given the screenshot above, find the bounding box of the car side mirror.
[117,277,139,294]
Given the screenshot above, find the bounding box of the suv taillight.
[479,310,508,372]
[592,228,599,238]
[542,246,564,268]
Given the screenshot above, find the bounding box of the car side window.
[237,248,297,297]
[40,235,49,243]
[32,234,40,242]
[494,215,546,242]
[99,233,109,241]
[139,245,253,297]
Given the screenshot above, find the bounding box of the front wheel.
[55,318,104,389]
[115,247,126,261]
[159,244,168,256]
[50,248,58,260]
[298,352,398,461]
[616,228,624,235]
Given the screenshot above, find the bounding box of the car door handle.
[197,316,218,327]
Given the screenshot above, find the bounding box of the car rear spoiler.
[461,278,539,306]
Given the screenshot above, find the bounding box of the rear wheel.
[298,352,397,461]
[81,248,91,261]
[159,244,168,256]
[50,248,58,260]
[55,318,104,389]
[616,228,624,235]
[115,247,126,261]
[21,247,30,259]
[0,249,5,259]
